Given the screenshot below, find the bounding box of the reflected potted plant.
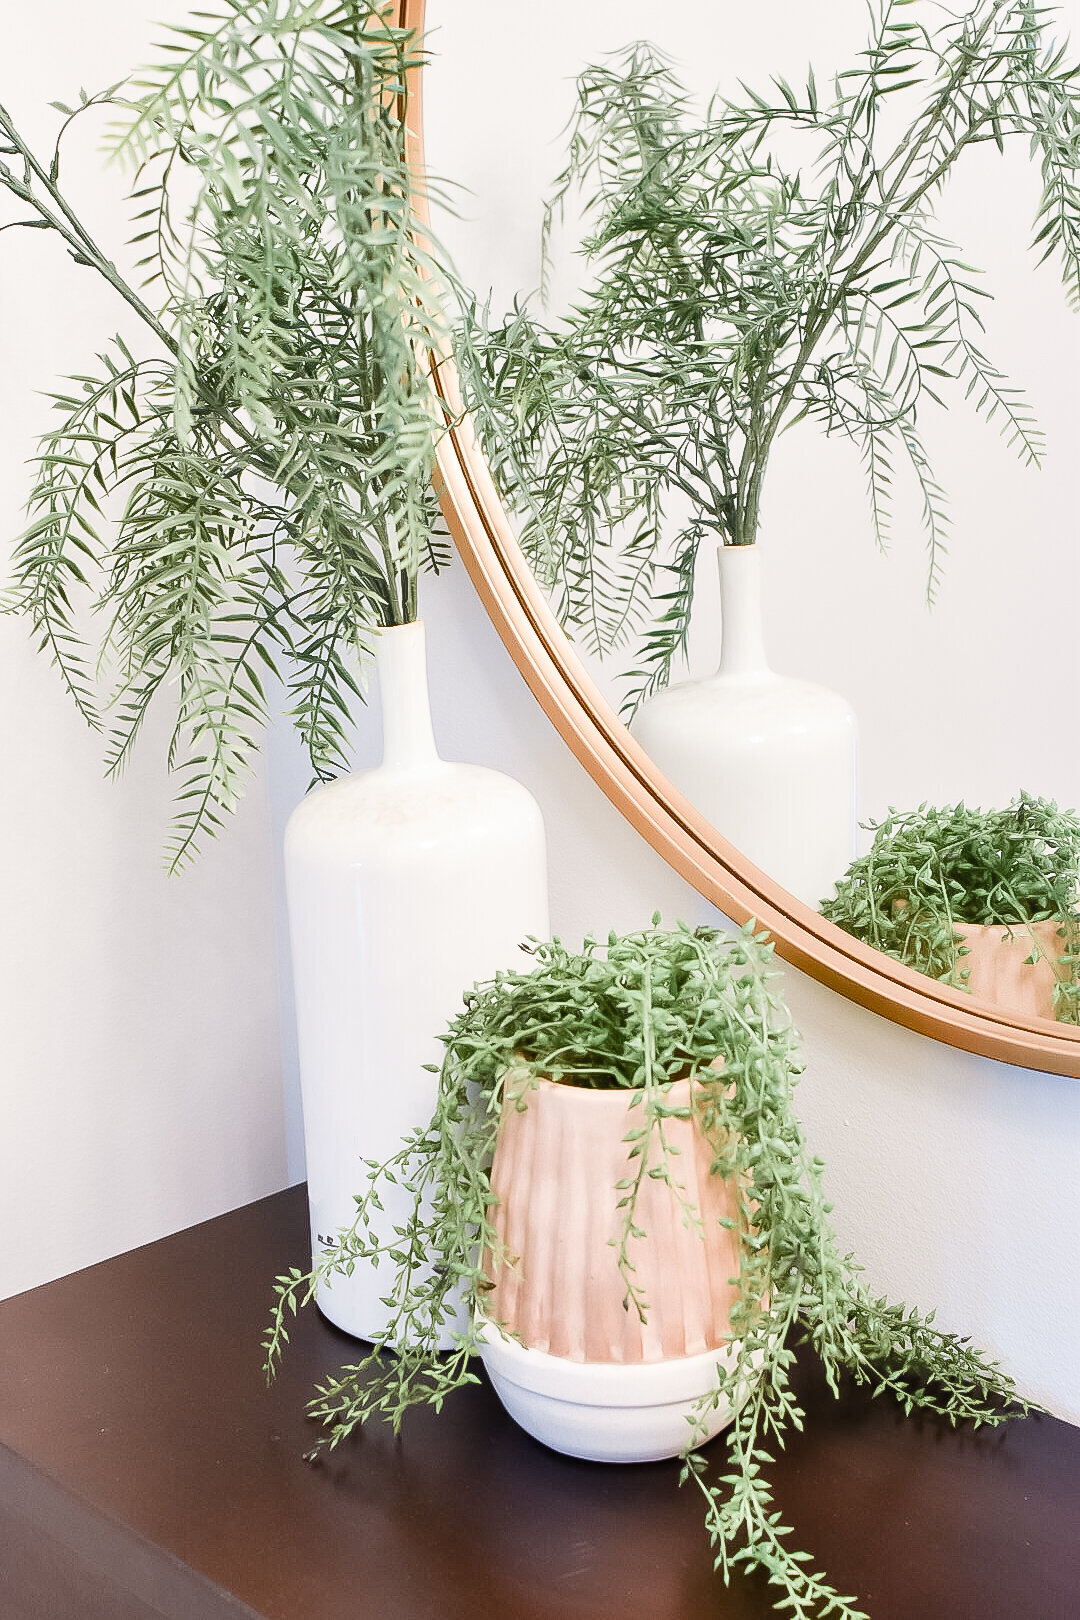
[458,0,1080,905]
[0,0,548,1343]
[821,793,1080,1022]
[266,920,1018,1620]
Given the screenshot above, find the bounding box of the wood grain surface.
[1,1186,1077,1620]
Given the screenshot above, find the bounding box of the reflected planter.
[956,920,1077,1023]
[477,1072,753,1463]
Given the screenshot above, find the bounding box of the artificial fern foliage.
[265,921,1020,1620]
[0,1,450,867]
[457,0,1080,712]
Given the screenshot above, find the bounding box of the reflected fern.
[458,1,1080,712]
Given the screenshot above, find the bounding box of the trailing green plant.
[821,792,1080,1020]
[265,920,1019,1620]
[0,0,451,869]
[457,0,1080,712]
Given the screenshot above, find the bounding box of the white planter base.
[476,1319,747,1464]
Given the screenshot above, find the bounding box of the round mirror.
[406,0,1080,1074]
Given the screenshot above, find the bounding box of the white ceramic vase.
[630,544,857,909]
[284,619,549,1346]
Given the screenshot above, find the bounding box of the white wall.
[3,0,1079,1437]
[0,3,288,1299]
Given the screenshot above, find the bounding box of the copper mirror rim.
[400,0,1080,1079]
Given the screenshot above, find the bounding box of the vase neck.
[716,544,770,676]
[375,620,440,771]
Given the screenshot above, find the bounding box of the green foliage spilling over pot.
[0,1,450,868]
[265,921,1018,1620]
[821,793,1080,1020]
[458,0,1080,712]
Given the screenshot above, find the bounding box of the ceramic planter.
[477,1072,753,1463]
[285,620,549,1347]
[630,544,856,909]
[955,920,1074,1022]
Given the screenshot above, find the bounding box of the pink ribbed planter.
[956,921,1074,1023]
[477,1071,753,1462]
[484,1074,743,1363]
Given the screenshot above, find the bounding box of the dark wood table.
[1,1185,1077,1620]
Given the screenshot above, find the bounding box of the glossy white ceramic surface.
[477,1320,743,1462]
[284,620,549,1345]
[631,545,856,909]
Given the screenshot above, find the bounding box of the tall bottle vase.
[284,619,549,1348]
[630,544,856,910]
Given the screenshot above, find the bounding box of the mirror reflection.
[426,0,1080,1025]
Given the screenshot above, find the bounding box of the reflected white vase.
[630,544,856,909]
[284,619,549,1346]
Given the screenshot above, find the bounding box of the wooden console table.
[1,1184,1077,1619]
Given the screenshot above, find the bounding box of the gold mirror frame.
[401,0,1080,1078]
